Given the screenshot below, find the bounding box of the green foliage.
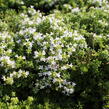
[0,0,108,13]
[1,0,109,109]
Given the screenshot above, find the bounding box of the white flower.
[30,6,34,8]
[61,66,67,70]
[42,50,46,55]
[19,30,25,35]
[39,66,44,70]
[40,57,46,62]
[74,35,84,41]
[28,27,36,34]
[22,56,26,59]
[34,51,39,58]
[33,33,42,40]
[13,71,17,75]
[20,13,25,17]
[107,34,109,37]
[20,1,24,4]
[18,69,22,78]
[0,32,12,41]
[71,7,80,13]
[51,60,56,65]
[72,82,76,86]
[63,4,72,10]
[25,71,29,76]
[7,49,12,53]
[58,84,62,88]
[2,76,6,81]
[17,70,29,78]
[28,21,34,25]
[53,78,57,83]
[0,56,15,68]
[55,55,62,60]
[40,86,45,89]
[10,74,13,78]
[43,71,51,76]
[56,73,60,78]
[28,8,36,16]
[36,18,42,24]
[16,39,21,43]
[69,89,74,94]
[8,60,15,68]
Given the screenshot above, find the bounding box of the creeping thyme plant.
[1,0,109,109]
[1,8,78,95]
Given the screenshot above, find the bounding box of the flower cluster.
[1,6,100,96]
[17,9,80,95]
[0,8,79,95]
[0,56,15,69]
[1,0,109,108]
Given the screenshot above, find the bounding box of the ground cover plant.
[1,0,109,109]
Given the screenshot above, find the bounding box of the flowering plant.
[1,1,109,108]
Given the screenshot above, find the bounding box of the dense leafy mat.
[1,0,109,109]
